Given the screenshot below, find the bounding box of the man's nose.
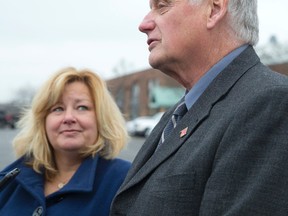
[138,12,155,33]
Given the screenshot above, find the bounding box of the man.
[110,0,288,215]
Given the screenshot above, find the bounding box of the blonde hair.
[13,67,128,179]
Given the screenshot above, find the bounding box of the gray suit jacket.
[110,46,288,216]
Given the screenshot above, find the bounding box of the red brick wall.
[269,63,288,76]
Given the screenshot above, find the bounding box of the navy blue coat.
[0,155,131,216]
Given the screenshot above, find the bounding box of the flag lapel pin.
[180,127,188,138]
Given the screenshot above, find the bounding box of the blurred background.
[0,0,288,104]
[1,0,288,169]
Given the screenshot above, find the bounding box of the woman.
[0,68,131,215]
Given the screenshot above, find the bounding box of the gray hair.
[228,0,259,45]
[189,0,259,45]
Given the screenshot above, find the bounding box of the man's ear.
[206,0,228,29]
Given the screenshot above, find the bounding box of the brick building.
[269,63,288,76]
[107,68,184,120]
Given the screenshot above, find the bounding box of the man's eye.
[157,2,165,8]
[156,1,170,14]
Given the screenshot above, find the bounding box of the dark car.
[0,110,16,129]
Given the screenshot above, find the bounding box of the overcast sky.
[0,0,288,103]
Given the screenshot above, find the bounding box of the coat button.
[32,206,43,216]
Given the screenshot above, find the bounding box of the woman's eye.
[51,107,63,112]
[78,106,88,111]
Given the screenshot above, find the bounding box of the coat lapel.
[118,46,260,194]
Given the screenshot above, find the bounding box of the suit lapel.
[118,46,260,194]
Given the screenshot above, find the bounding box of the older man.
[111,0,288,215]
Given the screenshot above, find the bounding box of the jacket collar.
[15,155,99,199]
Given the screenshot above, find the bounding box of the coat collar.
[55,155,98,194]
[13,155,99,200]
[118,45,260,194]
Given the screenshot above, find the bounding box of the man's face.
[139,0,207,70]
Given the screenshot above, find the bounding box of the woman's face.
[45,81,98,155]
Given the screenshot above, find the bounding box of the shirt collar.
[185,44,248,110]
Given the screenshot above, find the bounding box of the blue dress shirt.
[185,45,248,110]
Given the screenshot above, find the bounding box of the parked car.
[126,112,164,137]
[0,110,16,129]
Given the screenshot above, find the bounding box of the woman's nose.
[138,12,155,33]
[62,109,76,124]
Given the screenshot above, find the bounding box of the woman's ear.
[206,0,228,29]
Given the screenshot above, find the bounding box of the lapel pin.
[180,127,188,138]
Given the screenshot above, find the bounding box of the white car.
[126,112,164,137]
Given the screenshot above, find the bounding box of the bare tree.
[11,84,36,106]
[256,35,288,65]
[112,58,135,77]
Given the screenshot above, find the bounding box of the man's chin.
[148,53,163,69]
